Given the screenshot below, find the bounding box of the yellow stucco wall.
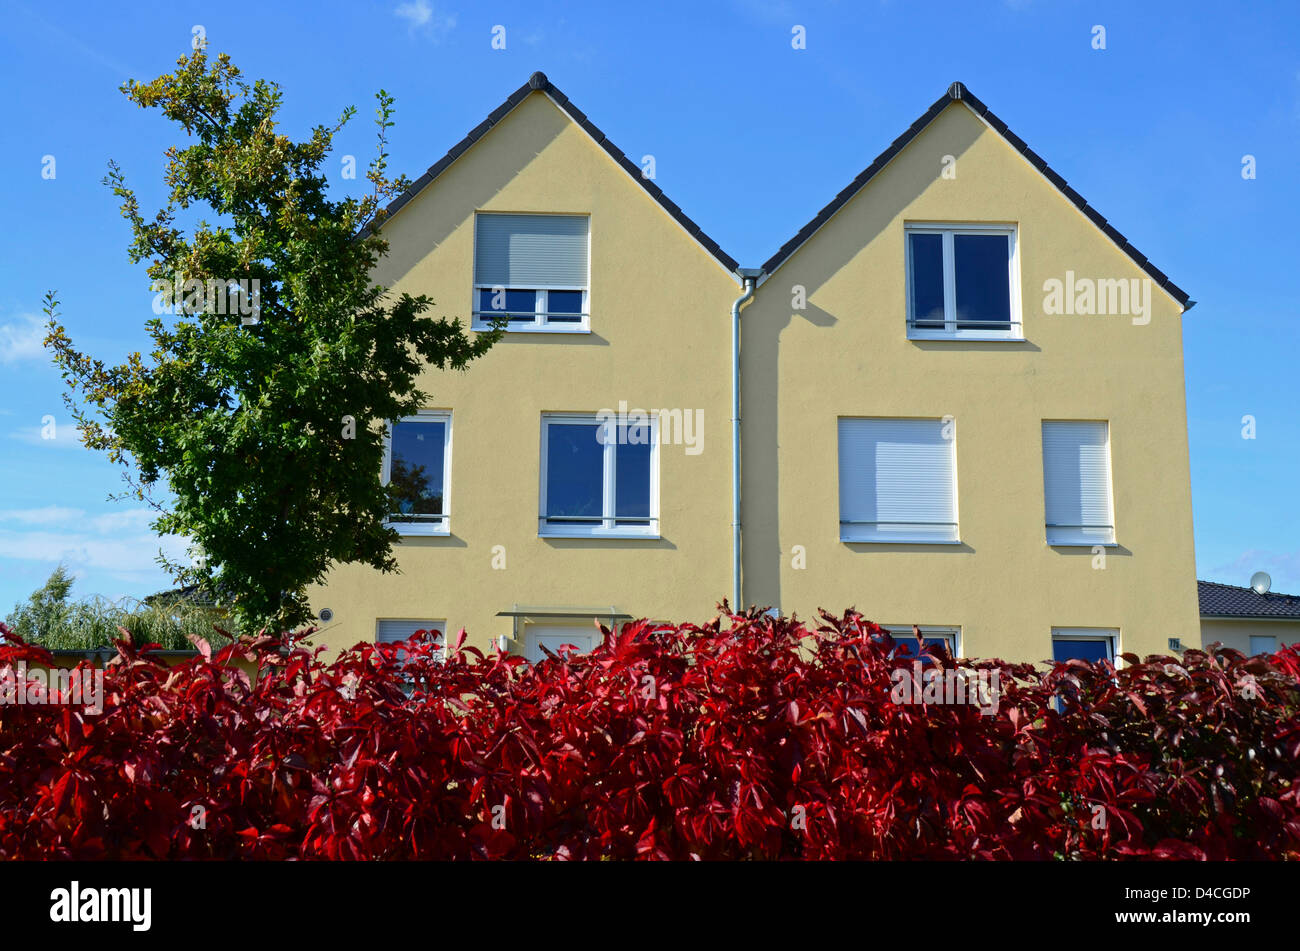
[739,100,1200,663]
[1200,618,1300,655]
[307,90,740,656]
[310,91,1201,666]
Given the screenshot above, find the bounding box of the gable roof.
[1199,580,1300,619]
[759,82,1194,311]
[374,71,740,275]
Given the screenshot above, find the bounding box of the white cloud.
[7,419,86,450]
[394,1,456,37]
[0,506,86,526]
[0,314,45,364]
[1211,550,1300,592]
[0,506,188,578]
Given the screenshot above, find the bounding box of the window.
[1051,629,1118,664]
[884,625,960,662]
[376,619,447,664]
[1250,635,1277,656]
[473,213,589,331]
[540,414,658,537]
[383,411,451,535]
[905,224,1019,338]
[1042,421,1115,545]
[838,418,958,543]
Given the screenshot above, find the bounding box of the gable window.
[383,411,451,535]
[884,625,960,662]
[540,414,658,537]
[1042,420,1115,545]
[906,223,1019,339]
[1051,628,1117,664]
[473,213,589,331]
[838,417,959,543]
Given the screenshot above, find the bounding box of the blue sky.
[0,0,1296,612]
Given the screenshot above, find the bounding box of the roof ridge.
[759,82,1193,310]
[369,71,740,274]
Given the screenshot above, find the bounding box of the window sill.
[1048,540,1119,548]
[386,521,450,537]
[841,536,963,545]
[907,331,1024,342]
[540,528,660,540]
[472,321,591,334]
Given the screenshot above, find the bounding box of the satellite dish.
[1250,571,1272,595]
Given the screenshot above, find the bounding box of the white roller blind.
[838,418,957,542]
[1042,421,1114,544]
[376,619,445,643]
[474,214,588,287]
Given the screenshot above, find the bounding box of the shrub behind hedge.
[0,609,1296,860]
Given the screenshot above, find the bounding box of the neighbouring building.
[308,73,1201,665]
[1199,579,1300,655]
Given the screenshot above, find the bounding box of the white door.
[524,625,601,662]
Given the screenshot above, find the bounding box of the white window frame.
[1050,628,1119,663]
[471,212,592,333]
[1042,419,1117,547]
[838,416,961,544]
[539,412,660,539]
[381,410,452,536]
[376,618,447,664]
[905,222,1022,341]
[883,625,961,659]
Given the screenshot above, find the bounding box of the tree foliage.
[44,46,501,632]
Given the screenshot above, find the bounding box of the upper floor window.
[906,223,1020,339]
[838,417,959,543]
[540,413,658,538]
[473,213,590,332]
[1042,420,1114,546]
[383,411,451,535]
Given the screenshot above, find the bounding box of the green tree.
[44,46,501,633]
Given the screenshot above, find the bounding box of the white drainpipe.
[731,268,763,612]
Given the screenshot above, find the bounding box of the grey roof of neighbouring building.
[1198,580,1300,619]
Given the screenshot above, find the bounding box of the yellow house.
[310,75,1200,665]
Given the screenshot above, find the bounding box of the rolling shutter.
[1042,421,1114,544]
[838,418,957,542]
[474,214,588,287]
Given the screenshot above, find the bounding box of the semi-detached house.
[308,72,1201,665]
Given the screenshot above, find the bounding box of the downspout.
[731,268,763,612]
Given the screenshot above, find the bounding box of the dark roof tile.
[370,74,739,272]
[1199,580,1300,619]
[760,83,1192,309]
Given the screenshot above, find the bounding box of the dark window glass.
[478,288,538,321]
[547,290,584,321]
[1052,638,1112,664]
[615,425,652,520]
[891,633,952,663]
[546,423,604,521]
[909,232,945,327]
[389,421,445,518]
[954,234,1011,329]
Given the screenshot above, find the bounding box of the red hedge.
[0,609,1297,860]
